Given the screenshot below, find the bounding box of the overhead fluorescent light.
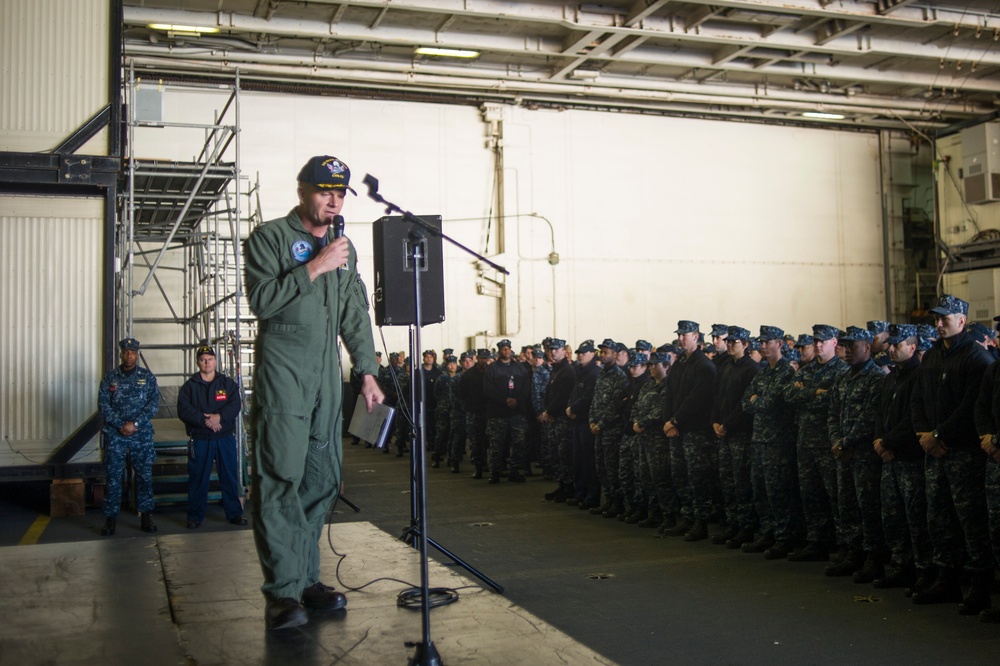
[802,111,846,120]
[414,46,480,58]
[147,23,220,35]
[569,69,600,81]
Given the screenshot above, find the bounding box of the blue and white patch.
[291,239,313,263]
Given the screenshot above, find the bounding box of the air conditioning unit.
[961,121,1000,204]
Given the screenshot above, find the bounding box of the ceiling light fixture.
[147,23,220,35]
[569,69,600,81]
[414,47,480,58]
[802,111,846,120]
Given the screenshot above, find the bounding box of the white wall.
[134,87,886,363]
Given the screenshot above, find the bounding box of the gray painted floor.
[2,440,999,665]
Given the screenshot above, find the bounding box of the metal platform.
[128,159,235,242]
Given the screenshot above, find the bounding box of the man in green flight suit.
[244,155,384,631]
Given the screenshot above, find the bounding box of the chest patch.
[215,389,228,401]
[291,239,312,263]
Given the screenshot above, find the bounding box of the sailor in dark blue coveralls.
[97,337,160,536]
[177,345,245,529]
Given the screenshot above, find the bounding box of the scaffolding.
[120,66,259,504]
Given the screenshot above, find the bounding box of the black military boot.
[824,549,863,577]
[852,552,884,584]
[741,533,775,553]
[958,570,994,615]
[683,520,709,542]
[471,464,483,480]
[912,567,962,604]
[508,470,526,483]
[665,518,694,537]
[624,507,648,525]
[140,512,158,533]
[591,497,613,515]
[637,509,664,528]
[763,540,792,560]
[726,528,755,550]
[873,563,915,589]
[905,567,936,598]
[711,526,738,546]
[657,513,678,534]
[552,483,573,503]
[788,542,829,562]
[602,499,625,519]
[100,517,116,537]
[488,473,501,484]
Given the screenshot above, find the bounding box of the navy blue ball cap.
[929,294,969,316]
[648,351,670,364]
[811,324,841,341]
[867,320,890,335]
[575,340,596,354]
[496,339,512,349]
[711,323,729,337]
[612,342,629,354]
[626,351,649,367]
[794,334,814,348]
[476,348,493,359]
[675,320,700,335]
[727,326,750,342]
[839,326,874,343]
[599,338,617,349]
[634,339,652,352]
[119,337,140,351]
[444,355,458,364]
[196,345,215,357]
[886,323,918,345]
[546,337,566,350]
[758,326,784,342]
[297,155,357,194]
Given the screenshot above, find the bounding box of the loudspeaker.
[372,215,446,326]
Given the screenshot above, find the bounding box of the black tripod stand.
[364,174,508,666]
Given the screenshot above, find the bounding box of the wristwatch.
[931,429,940,439]
[133,421,139,428]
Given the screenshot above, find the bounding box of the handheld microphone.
[333,214,345,239]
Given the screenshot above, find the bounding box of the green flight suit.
[245,207,379,601]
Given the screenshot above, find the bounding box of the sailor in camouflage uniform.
[458,349,491,478]
[662,321,717,541]
[431,355,458,468]
[975,315,1000,622]
[826,326,885,580]
[634,352,675,530]
[484,339,531,483]
[567,341,601,507]
[542,338,576,502]
[912,295,993,614]
[711,326,760,548]
[868,320,891,372]
[98,337,161,536]
[916,323,938,361]
[448,352,474,473]
[530,346,552,476]
[741,325,800,558]
[873,324,932,590]
[590,340,631,516]
[620,352,652,523]
[784,325,848,562]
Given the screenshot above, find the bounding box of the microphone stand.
[363,174,506,666]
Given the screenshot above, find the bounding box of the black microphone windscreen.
[333,214,345,239]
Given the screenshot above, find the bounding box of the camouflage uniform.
[620,366,651,513]
[784,353,848,548]
[98,359,160,518]
[742,355,799,542]
[973,350,1000,570]
[913,328,993,576]
[458,361,489,472]
[448,365,468,467]
[876,352,932,574]
[378,362,410,453]
[531,358,552,472]
[634,371,675,517]
[828,355,885,556]
[590,361,630,503]
[665,347,717,522]
[484,355,531,477]
[544,355,576,488]
[432,371,457,463]
[568,355,601,502]
[713,349,760,534]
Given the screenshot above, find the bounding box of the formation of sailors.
[371,293,1000,624]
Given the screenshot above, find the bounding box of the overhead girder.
[123,47,993,123]
[121,6,1000,91]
